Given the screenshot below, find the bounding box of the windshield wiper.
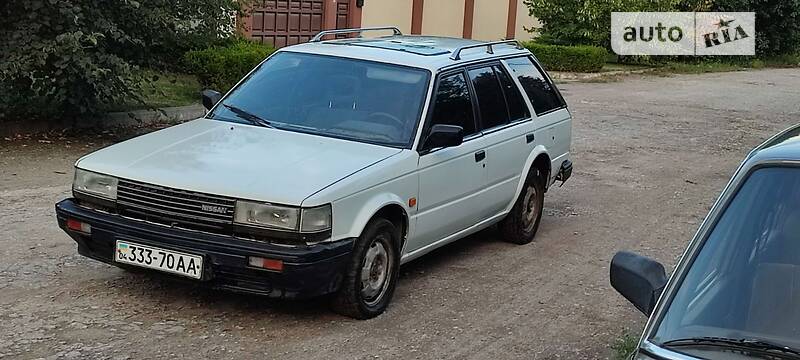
[222,104,273,128]
[663,336,800,359]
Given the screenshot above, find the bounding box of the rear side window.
[429,72,476,136]
[505,57,565,115]
[494,65,530,122]
[468,67,509,129]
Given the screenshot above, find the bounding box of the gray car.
[611,125,800,359]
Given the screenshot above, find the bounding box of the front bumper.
[55,199,354,299]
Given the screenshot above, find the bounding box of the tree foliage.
[524,0,678,48]
[525,0,800,56]
[0,0,248,122]
[713,0,800,55]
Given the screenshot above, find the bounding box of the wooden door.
[243,0,356,48]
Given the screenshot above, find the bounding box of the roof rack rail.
[450,40,523,60]
[310,26,403,42]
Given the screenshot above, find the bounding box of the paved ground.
[2,69,799,360]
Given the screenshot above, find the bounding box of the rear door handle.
[526,133,535,143]
[475,150,486,162]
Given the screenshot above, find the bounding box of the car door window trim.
[418,68,482,155]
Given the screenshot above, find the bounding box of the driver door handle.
[475,150,486,162]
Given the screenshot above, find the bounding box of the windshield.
[207,52,430,148]
[652,166,800,352]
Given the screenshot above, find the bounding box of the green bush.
[183,40,276,93]
[0,0,249,122]
[522,42,608,72]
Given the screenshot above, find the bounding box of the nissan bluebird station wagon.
[55,27,573,319]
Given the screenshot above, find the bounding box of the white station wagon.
[56,27,573,319]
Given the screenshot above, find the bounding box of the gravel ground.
[2,68,799,360]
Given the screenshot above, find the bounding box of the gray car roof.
[747,124,800,164]
[280,35,533,72]
[748,124,800,162]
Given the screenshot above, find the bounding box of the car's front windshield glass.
[207,51,430,148]
[652,166,800,353]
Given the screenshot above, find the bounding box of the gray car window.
[505,57,564,116]
[428,72,476,136]
[209,52,430,148]
[652,166,800,352]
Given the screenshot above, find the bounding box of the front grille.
[117,179,236,233]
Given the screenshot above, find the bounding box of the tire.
[500,167,545,245]
[331,218,400,319]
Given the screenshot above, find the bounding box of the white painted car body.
[75,35,572,264]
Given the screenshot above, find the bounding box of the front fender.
[332,192,411,243]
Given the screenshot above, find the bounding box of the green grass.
[106,69,201,112]
[611,332,640,360]
[655,61,748,74]
[599,63,653,72]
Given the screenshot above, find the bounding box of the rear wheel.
[331,218,399,319]
[500,167,545,245]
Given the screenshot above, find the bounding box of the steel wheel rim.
[360,237,392,306]
[521,184,539,233]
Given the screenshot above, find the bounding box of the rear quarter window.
[505,57,565,116]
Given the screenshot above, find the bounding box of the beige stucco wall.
[359,0,539,40]
[421,0,465,38]
[471,1,509,40]
[360,0,413,34]
[515,1,538,40]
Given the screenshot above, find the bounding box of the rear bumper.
[55,199,353,299]
[556,159,573,183]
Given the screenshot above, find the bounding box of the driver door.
[409,70,488,253]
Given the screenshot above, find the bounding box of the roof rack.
[450,40,523,60]
[310,26,403,42]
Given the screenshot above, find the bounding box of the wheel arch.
[505,146,551,213]
[346,194,410,252]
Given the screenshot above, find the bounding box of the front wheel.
[331,218,400,319]
[500,167,545,245]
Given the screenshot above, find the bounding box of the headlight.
[233,201,332,233]
[73,168,118,200]
[300,204,332,232]
[234,201,300,231]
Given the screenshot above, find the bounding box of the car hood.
[76,119,402,205]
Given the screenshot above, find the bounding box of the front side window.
[208,52,430,148]
[505,57,564,115]
[427,72,476,137]
[652,166,800,355]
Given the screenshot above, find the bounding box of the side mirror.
[201,89,222,111]
[424,124,463,150]
[610,251,668,316]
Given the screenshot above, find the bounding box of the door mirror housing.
[201,89,222,111]
[610,251,668,316]
[423,124,464,150]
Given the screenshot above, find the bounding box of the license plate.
[115,240,203,279]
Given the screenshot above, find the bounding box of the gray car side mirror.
[610,251,668,316]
